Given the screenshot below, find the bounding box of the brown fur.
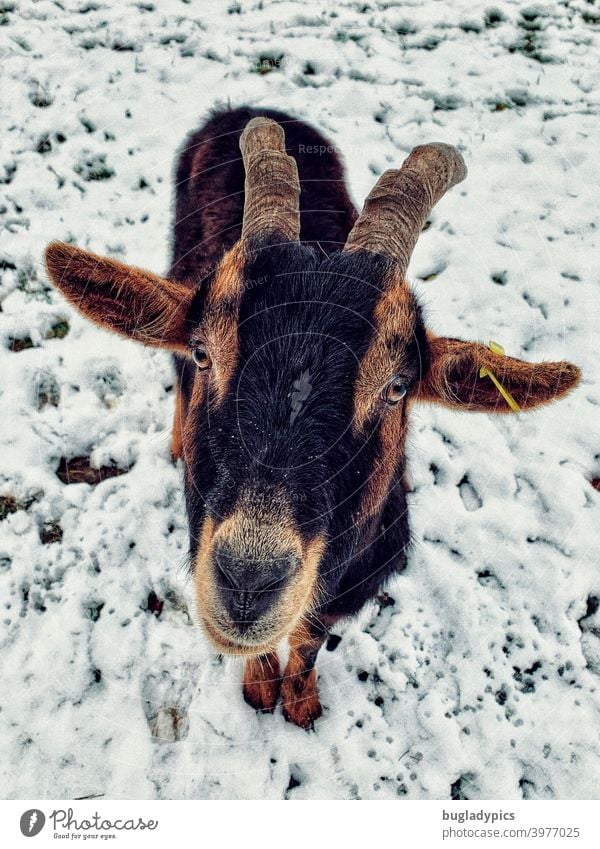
[243,653,281,713]
[206,241,247,303]
[45,242,194,353]
[355,412,408,528]
[171,388,184,461]
[181,362,207,466]
[212,500,303,568]
[351,275,416,527]
[193,492,326,655]
[352,278,417,432]
[281,619,327,730]
[417,332,581,412]
[188,242,247,404]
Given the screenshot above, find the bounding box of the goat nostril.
[215,557,239,592]
[257,572,289,595]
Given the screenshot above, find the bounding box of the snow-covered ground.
[1,0,599,800]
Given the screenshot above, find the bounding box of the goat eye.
[383,377,408,405]
[192,347,211,370]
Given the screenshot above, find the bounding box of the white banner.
[0,800,598,848]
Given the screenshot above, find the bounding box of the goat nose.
[213,546,299,627]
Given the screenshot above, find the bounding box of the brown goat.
[45,106,580,728]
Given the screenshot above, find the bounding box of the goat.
[45,106,580,728]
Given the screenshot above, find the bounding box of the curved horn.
[344,143,467,275]
[239,117,301,243]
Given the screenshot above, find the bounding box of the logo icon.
[290,369,312,424]
[19,810,45,837]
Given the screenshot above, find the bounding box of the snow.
[1,0,599,800]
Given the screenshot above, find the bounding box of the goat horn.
[344,143,467,275]
[240,117,301,243]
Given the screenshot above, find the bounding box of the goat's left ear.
[416,333,581,412]
[45,242,195,352]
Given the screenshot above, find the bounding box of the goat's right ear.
[45,242,195,353]
[416,333,581,412]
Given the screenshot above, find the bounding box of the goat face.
[45,116,581,660]
[181,239,428,653]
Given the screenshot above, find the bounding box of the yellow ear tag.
[478,340,521,412]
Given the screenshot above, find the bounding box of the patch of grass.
[40,521,62,544]
[8,336,35,353]
[254,54,283,74]
[36,371,60,410]
[47,319,69,340]
[15,262,53,301]
[508,8,555,63]
[9,321,66,352]
[56,456,131,485]
[74,153,115,181]
[0,493,39,521]
[432,93,464,111]
[163,586,192,623]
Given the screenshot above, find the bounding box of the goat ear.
[45,242,195,352]
[416,333,581,412]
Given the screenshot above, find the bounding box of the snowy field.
[1,0,599,800]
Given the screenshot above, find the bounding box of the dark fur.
[169,106,428,623]
[169,106,357,281]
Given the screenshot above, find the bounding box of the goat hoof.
[243,680,281,713]
[281,672,322,730]
[243,655,281,713]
